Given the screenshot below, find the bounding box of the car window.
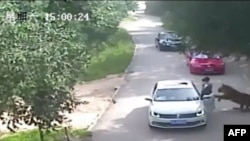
[193,52,220,59]
[159,32,181,41]
[153,88,200,101]
[193,53,208,59]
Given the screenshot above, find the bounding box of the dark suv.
[155,31,183,51]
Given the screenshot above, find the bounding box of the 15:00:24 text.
[45,13,89,22]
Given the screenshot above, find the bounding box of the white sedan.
[145,80,215,129]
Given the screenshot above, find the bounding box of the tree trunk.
[64,127,70,141]
[38,125,44,141]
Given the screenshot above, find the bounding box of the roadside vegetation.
[145,1,250,59]
[0,1,137,141]
[0,129,91,141]
[83,29,134,81]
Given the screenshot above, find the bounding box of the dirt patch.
[67,75,125,129]
[0,74,126,132]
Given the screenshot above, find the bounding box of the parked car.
[186,51,225,74]
[155,31,183,51]
[145,80,215,129]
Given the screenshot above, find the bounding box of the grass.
[0,128,91,141]
[83,28,134,81]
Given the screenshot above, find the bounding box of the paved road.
[92,14,250,141]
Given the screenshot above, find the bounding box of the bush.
[0,129,91,141]
[83,29,134,81]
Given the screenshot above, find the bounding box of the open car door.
[152,83,158,97]
[192,82,215,113]
[202,93,215,113]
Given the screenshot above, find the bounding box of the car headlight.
[150,111,160,118]
[196,109,205,116]
[162,41,167,45]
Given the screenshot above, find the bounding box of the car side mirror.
[145,97,152,101]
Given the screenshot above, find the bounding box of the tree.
[0,1,90,141]
[47,0,138,52]
[0,1,136,140]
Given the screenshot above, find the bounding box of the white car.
[145,80,215,129]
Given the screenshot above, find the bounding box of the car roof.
[156,80,194,89]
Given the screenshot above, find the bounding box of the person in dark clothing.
[201,77,213,96]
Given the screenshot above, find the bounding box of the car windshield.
[193,52,220,59]
[153,88,200,101]
[159,33,181,41]
[168,38,181,42]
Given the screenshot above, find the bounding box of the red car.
[186,52,225,74]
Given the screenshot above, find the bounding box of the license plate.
[170,120,187,125]
[205,68,213,71]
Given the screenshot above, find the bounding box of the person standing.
[201,76,215,113]
[201,77,212,96]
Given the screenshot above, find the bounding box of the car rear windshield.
[193,53,220,59]
[153,88,200,101]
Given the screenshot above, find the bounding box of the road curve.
[92,14,250,141]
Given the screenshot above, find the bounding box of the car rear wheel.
[221,69,225,75]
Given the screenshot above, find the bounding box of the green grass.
[0,128,91,141]
[83,29,134,81]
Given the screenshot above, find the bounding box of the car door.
[152,83,158,98]
[192,83,215,113]
[202,93,215,113]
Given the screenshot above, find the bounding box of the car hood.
[150,101,203,114]
[192,58,224,65]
